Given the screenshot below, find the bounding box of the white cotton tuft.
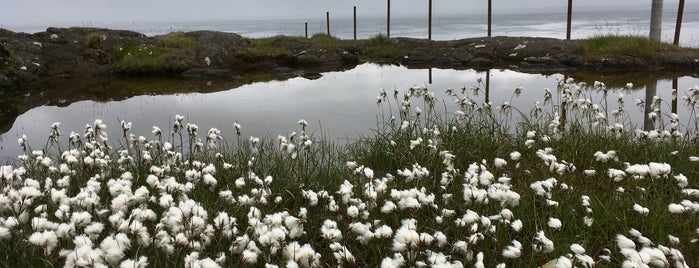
[547,217,562,230]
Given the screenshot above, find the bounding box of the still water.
[1,64,697,161]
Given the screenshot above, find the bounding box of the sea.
[5,7,699,47]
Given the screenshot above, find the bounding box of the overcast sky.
[0,0,672,30]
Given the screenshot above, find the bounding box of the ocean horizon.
[4,7,699,47]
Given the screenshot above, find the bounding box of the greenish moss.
[154,32,198,49]
[309,33,345,48]
[583,35,678,59]
[363,34,404,58]
[104,32,197,74]
[237,36,294,62]
[85,33,104,49]
[108,41,193,74]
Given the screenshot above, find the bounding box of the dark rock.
[248,61,278,71]
[0,71,40,91]
[0,74,10,90]
[83,48,108,64]
[338,50,359,65]
[589,56,647,72]
[269,67,299,78]
[301,72,322,80]
[184,31,247,48]
[653,51,699,69]
[452,51,475,63]
[518,62,575,73]
[558,55,584,67]
[268,67,322,80]
[469,57,494,69]
[524,56,555,65]
[0,43,9,59]
[293,54,322,66]
[183,31,247,68]
[342,45,362,55]
[181,68,240,80]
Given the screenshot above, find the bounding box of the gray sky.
[0,0,663,29]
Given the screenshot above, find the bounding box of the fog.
[2,0,661,30]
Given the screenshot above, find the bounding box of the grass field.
[1,78,698,267]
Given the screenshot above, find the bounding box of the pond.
[1,63,698,161]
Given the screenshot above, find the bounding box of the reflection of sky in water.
[1,64,698,161]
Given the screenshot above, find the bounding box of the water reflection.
[1,64,698,161]
[644,81,658,131]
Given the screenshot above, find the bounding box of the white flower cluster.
[1,80,698,267]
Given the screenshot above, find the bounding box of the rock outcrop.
[2,27,699,91]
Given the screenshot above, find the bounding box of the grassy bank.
[1,78,698,267]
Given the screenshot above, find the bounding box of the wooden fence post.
[305,22,308,38]
[566,0,573,40]
[354,6,357,40]
[487,0,492,37]
[672,78,679,114]
[429,68,433,84]
[326,12,330,36]
[674,0,685,46]
[485,70,491,103]
[428,0,433,40]
[387,0,391,38]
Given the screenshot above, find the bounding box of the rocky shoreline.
[2,27,699,91]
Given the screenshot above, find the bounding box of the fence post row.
[305,0,691,42]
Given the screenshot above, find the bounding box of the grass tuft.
[154,32,198,49]
[363,34,404,58]
[583,35,678,59]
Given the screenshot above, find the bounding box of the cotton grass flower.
[633,204,650,216]
[493,157,507,168]
[321,219,342,242]
[594,150,618,162]
[329,242,356,266]
[533,231,554,253]
[668,203,687,214]
[502,240,522,259]
[548,217,562,230]
[118,256,149,268]
[616,234,636,249]
[28,230,58,255]
[392,219,420,253]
